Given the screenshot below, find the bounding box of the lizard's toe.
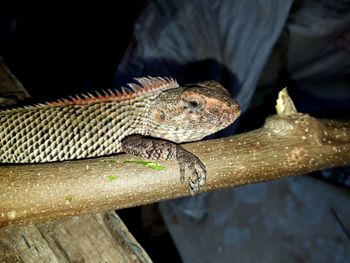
[188,161,206,195]
[176,146,207,195]
[189,176,200,196]
[179,167,185,184]
[195,162,206,186]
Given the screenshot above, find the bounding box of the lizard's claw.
[176,147,206,195]
[179,167,185,184]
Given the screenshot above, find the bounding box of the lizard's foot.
[176,147,206,195]
[122,135,207,195]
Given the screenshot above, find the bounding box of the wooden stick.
[1,89,349,228]
[0,211,152,262]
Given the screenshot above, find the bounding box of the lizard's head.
[146,80,240,143]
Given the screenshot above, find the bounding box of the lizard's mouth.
[205,101,241,131]
[226,104,241,125]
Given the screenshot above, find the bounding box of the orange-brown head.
[146,80,240,143]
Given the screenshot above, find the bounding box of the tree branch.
[0,211,152,262]
[1,89,349,228]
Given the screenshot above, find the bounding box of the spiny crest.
[46,76,179,107]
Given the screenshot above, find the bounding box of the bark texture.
[1,89,349,228]
[0,211,152,262]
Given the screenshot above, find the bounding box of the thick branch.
[1,91,349,228]
[0,211,152,262]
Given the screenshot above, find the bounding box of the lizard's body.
[0,77,240,194]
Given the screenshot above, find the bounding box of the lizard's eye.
[181,91,205,110]
[189,100,199,108]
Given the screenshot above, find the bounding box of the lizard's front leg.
[121,135,206,195]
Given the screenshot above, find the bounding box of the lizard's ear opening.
[155,110,166,123]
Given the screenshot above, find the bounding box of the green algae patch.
[107,175,118,181]
[124,160,166,170]
[65,195,74,204]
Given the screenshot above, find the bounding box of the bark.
[1,89,349,228]
[0,211,152,263]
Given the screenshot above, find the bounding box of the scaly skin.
[0,77,240,194]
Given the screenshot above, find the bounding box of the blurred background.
[1,1,349,262]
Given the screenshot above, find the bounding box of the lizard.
[0,77,240,194]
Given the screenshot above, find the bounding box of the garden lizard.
[0,77,240,194]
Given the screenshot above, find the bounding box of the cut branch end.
[276,88,297,115]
